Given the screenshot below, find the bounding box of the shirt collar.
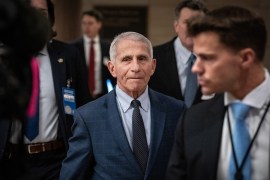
[224,69,270,109]
[115,85,150,113]
[83,35,100,44]
[39,45,48,56]
[174,37,192,65]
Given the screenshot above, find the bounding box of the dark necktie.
[88,40,95,95]
[131,100,148,173]
[25,57,39,141]
[229,102,251,180]
[184,54,197,107]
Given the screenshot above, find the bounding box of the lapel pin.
[58,58,64,63]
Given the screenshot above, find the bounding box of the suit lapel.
[47,41,66,111]
[145,89,166,178]
[106,90,143,175]
[167,39,183,99]
[201,96,226,178]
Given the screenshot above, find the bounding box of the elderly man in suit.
[149,0,207,107]
[167,6,270,180]
[60,32,186,180]
[71,9,115,99]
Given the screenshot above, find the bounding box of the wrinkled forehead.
[115,39,151,55]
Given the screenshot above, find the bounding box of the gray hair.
[109,32,153,61]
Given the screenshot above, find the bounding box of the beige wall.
[54,0,270,68]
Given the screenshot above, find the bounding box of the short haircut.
[109,32,153,61]
[82,9,103,22]
[187,6,267,61]
[174,0,208,20]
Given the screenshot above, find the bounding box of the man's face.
[192,32,243,95]
[108,39,156,98]
[174,8,204,51]
[31,0,48,18]
[81,15,101,39]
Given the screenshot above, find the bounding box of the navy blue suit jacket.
[60,88,186,180]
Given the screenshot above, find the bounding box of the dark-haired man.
[149,0,207,107]
[7,0,90,179]
[71,9,115,99]
[167,5,269,180]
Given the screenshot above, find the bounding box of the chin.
[201,87,215,96]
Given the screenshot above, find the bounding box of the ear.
[174,20,178,33]
[150,59,156,76]
[239,48,256,69]
[107,60,117,78]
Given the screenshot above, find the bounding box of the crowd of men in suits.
[0,0,269,180]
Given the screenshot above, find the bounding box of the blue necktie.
[184,54,197,107]
[25,58,39,141]
[229,102,251,180]
[131,100,148,173]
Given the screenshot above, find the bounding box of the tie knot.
[231,102,250,122]
[189,53,196,63]
[131,100,141,108]
[90,40,95,45]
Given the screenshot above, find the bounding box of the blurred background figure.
[71,9,116,100]
[12,0,91,179]
[0,0,50,179]
[0,0,90,179]
[167,5,269,180]
[149,0,207,107]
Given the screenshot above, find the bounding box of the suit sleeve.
[166,111,188,180]
[60,110,94,180]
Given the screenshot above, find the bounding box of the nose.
[192,57,201,75]
[131,59,140,72]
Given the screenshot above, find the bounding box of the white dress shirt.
[174,37,193,95]
[24,46,59,143]
[217,69,270,180]
[115,85,151,149]
[10,46,59,143]
[83,35,102,95]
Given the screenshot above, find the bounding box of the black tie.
[131,100,148,173]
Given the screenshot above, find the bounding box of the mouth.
[198,78,206,86]
[126,76,143,80]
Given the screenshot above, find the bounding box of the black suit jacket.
[71,38,115,98]
[0,39,91,161]
[149,37,202,105]
[166,94,226,180]
[47,39,91,148]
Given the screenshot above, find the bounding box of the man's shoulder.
[76,91,113,113]
[149,88,185,110]
[70,38,83,46]
[188,93,224,113]
[49,39,80,55]
[153,37,176,51]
